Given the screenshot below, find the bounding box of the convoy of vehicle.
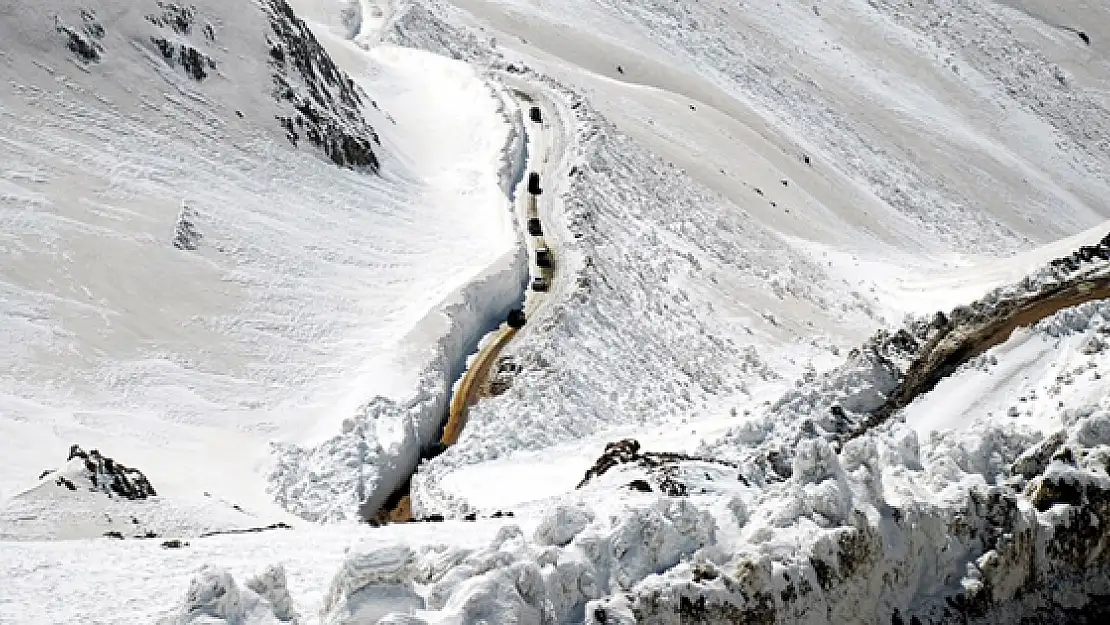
[524,108,552,298]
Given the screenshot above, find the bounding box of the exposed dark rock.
[627,479,653,492]
[145,2,198,35]
[104,531,124,539]
[55,10,105,63]
[172,203,203,250]
[144,4,216,81]
[162,539,187,548]
[263,0,381,172]
[67,444,157,500]
[578,438,747,495]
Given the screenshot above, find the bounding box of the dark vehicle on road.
[529,106,542,123]
[531,276,549,292]
[507,308,526,329]
[527,218,543,236]
[536,246,553,269]
[528,172,542,195]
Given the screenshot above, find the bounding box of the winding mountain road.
[438,81,572,448]
[380,80,574,522]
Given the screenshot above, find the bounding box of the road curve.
[380,82,567,522]
[440,325,519,445]
[434,80,570,451]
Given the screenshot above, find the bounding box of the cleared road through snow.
[383,87,567,521]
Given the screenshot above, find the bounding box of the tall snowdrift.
[325,243,1110,624]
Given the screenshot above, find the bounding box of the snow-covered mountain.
[2,0,1110,623]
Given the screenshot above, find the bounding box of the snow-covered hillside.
[0,0,520,523]
[3,0,1110,623]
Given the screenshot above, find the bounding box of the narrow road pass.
[379,83,569,522]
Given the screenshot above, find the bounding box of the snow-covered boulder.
[160,565,298,624]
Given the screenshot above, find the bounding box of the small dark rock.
[104,531,124,539]
[628,479,653,492]
[161,539,187,549]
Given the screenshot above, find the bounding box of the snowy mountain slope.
[302,237,1110,625]
[435,0,1110,255]
[0,0,518,521]
[4,0,1110,623]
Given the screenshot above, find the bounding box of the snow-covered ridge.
[264,0,384,170]
[703,232,1110,482]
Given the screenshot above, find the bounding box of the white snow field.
[3,0,1110,623]
[0,0,521,529]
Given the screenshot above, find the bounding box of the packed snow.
[3,0,1110,623]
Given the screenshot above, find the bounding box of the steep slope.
[4,0,1110,623]
[0,0,518,525]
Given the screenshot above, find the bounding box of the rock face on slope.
[45,444,158,500]
[33,0,385,173]
[262,0,382,171]
[577,438,748,496]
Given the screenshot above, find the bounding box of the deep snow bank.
[322,247,1110,624]
[264,60,530,521]
[158,564,299,625]
[267,244,527,522]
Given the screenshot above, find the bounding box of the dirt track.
[440,325,519,446]
[858,276,1110,434]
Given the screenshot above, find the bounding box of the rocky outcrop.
[578,438,746,496]
[172,202,203,250]
[55,9,105,63]
[263,0,381,172]
[56,444,157,500]
[145,2,217,81]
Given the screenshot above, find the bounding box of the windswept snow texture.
[6,0,1110,623]
[0,0,517,522]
